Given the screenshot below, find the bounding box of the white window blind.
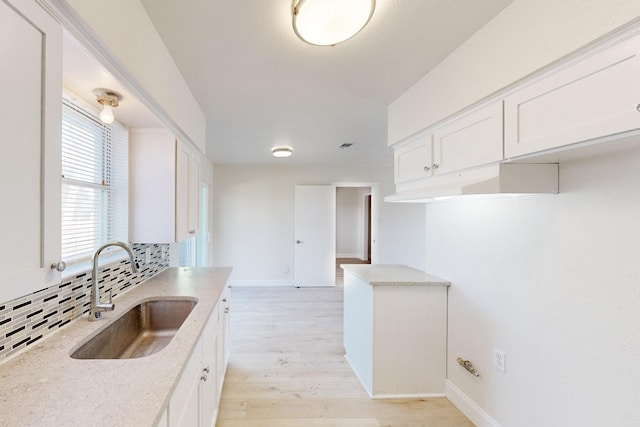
[61,99,128,264]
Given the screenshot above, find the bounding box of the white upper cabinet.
[130,129,200,243]
[0,1,62,302]
[393,101,503,192]
[505,34,640,158]
[394,133,432,185]
[432,101,503,174]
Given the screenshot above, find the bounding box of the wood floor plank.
[216,282,473,427]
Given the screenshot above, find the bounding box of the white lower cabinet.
[164,289,231,427]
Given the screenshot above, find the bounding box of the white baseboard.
[372,392,446,399]
[228,279,295,287]
[445,380,502,427]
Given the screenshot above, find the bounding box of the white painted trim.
[372,393,446,399]
[445,380,502,427]
[228,280,295,287]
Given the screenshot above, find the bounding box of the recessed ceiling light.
[272,146,293,158]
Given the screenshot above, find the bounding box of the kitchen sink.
[71,298,198,360]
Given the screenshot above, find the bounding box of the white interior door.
[294,185,336,287]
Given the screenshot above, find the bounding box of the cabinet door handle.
[423,166,430,172]
[432,163,439,170]
[203,366,210,374]
[50,261,66,272]
[201,373,208,382]
[224,307,230,314]
[222,298,227,303]
[189,230,196,235]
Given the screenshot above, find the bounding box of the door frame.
[333,181,379,264]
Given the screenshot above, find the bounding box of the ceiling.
[69,0,516,166]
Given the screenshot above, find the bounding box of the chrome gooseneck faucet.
[89,241,139,321]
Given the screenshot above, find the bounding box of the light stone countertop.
[0,266,232,427]
[340,264,450,286]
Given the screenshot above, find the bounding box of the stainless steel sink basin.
[71,298,198,360]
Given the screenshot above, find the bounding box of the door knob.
[296,240,303,244]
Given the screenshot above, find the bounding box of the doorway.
[334,182,376,285]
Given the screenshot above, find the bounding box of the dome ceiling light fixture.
[93,88,123,124]
[292,0,376,47]
[272,146,294,158]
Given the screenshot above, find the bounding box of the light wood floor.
[216,277,474,426]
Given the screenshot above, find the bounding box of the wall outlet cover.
[494,348,506,372]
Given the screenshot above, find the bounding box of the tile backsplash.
[0,243,169,362]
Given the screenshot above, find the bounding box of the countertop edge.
[341,264,451,287]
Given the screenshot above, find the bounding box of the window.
[61,98,128,264]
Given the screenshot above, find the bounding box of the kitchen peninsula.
[342,264,450,398]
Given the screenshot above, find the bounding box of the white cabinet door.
[393,133,432,184]
[169,337,202,427]
[176,139,200,242]
[432,101,503,174]
[216,286,231,398]
[175,140,191,242]
[188,153,200,237]
[505,34,640,158]
[200,305,218,427]
[0,0,62,302]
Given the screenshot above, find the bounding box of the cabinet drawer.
[505,34,640,158]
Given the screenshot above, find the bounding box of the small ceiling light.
[272,146,293,158]
[93,88,123,124]
[292,0,376,46]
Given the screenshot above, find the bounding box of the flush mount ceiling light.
[292,0,376,46]
[93,88,123,124]
[272,146,293,158]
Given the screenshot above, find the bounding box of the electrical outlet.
[494,349,506,372]
[145,247,151,264]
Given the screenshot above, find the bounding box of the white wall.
[426,145,640,427]
[212,165,425,285]
[336,187,369,259]
[60,0,207,152]
[388,0,640,144]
